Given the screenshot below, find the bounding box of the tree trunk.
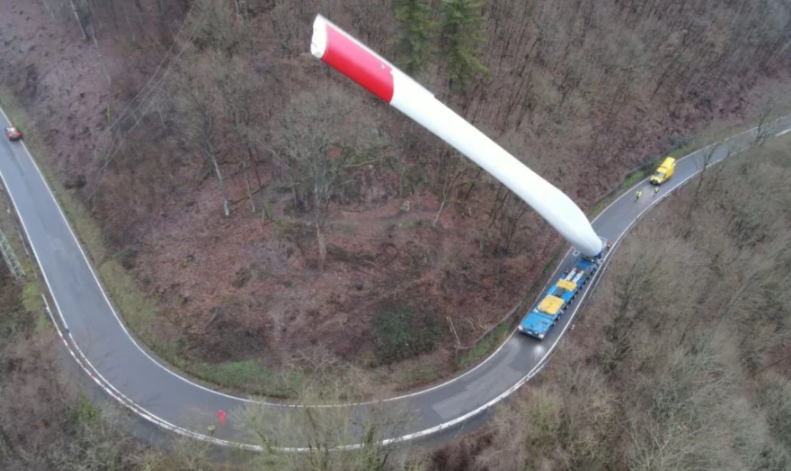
[433,199,447,226]
[106,0,119,29]
[235,0,245,23]
[237,151,256,213]
[291,182,300,212]
[248,146,268,221]
[121,0,131,27]
[242,162,256,213]
[462,168,483,201]
[69,0,88,40]
[133,0,145,24]
[89,26,112,86]
[208,151,230,217]
[41,0,55,19]
[316,218,327,272]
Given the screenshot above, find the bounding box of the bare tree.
[272,88,382,271]
[432,150,475,226]
[497,192,530,254]
[749,82,791,146]
[605,227,678,370]
[69,0,89,40]
[191,0,244,55]
[238,361,424,471]
[216,57,265,214]
[387,154,410,198]
[683,126,732,223]
[173,57,231,217]
[478,183,530,255]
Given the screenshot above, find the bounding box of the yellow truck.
[650,157,676,185]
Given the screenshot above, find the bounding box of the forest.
[3,105,790,471]
[1,0,791,468]
[2,0,791,393]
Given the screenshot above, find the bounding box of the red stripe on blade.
[323,25,394,103]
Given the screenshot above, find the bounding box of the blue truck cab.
[518,238,611,340]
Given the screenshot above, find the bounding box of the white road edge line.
[1,103,789,447]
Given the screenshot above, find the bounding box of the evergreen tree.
[440,0,488,93]
[393,0,436,75]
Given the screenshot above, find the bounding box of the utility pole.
[0,227,25,282]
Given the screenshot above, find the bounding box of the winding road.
[1,104,790,450]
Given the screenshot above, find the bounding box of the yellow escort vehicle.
[650,157,675,185]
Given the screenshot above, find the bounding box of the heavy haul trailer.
[518,237,612,340]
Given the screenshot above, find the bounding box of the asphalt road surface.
[2,106,790,449]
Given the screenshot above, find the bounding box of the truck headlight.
[538,333,545,339]
[518,325,524,332]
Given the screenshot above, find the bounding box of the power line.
[90,0,210,190]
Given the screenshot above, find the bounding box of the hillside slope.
[432,133,791,471]
[1,0,790,393]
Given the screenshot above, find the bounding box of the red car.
[5,126,22,141]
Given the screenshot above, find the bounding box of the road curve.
[1,105,790,449]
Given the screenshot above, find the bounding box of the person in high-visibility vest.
[654,186,659,194]
[636,190,642,200]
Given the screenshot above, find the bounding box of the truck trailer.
[518,238,611,340]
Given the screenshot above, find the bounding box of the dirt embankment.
[2,0,790,394]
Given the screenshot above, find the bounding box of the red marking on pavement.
[322,24,394,103]
[218,410,226,426]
